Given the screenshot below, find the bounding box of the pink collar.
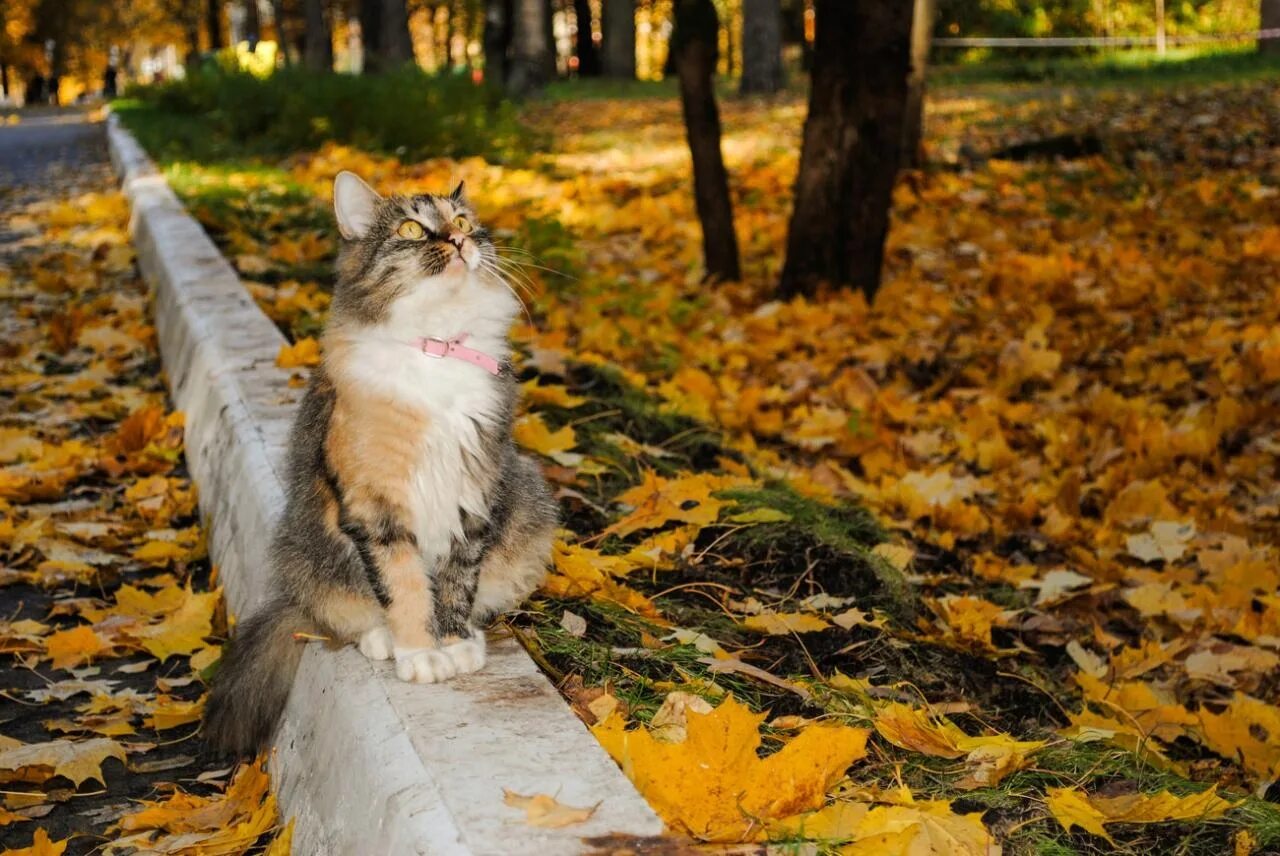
[409,334,502,376]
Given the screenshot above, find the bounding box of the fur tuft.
[203,597,313,756]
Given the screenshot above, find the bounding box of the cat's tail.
[203,596,314,756]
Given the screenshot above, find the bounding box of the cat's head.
[328,171,512,328]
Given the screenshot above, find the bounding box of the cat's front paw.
[441,636,486,675]
[394,647,458,683]
[357,626,394,661]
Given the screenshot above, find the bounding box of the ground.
[0,109,286,854]
[4,55,1280,855]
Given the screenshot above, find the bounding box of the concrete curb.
[106,113,665,855]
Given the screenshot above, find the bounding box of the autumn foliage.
[68,70,1280,854]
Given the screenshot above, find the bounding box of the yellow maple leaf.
[1047,786,1236,843]
[502,790,598,828]
[592,695,869,841]
[874,702,1045,789]
[770,798,998,854]
[0,828,68,856]
[146,695,206,731]
[1196,694,1280,790]
[44,625,110,669]
[276,337,321,368]
[742,612,831,635]
[522,380,587,409]
[0,737,126,787]
[114,756,277,850]
[603,470,748,539]
[513,413,577,457]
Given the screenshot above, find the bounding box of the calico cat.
[204,171,557,755]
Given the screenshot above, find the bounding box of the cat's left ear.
[334,171,382,240]
[449,181,466,203]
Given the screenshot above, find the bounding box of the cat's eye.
[396,220,425,239]
[452,215,472,233]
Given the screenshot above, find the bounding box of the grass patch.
[932,45,1280,91]
[116,65,536,163]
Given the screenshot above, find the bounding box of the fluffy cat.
[204,171,557,755]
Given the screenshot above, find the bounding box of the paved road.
[0,109,107,202]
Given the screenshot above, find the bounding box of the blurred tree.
[361,0,412,70]
[1263,0,1280,54]
[739,0,782,94]
[242,0,261,46]
[780,0,913,299]
[601,0,635,78]
[573,0,601,74]
[900,0,934,168]
[673,0,740,280]
[208,0,225,49]
[484,0,513,81]
[303,0,333,69]
[507,0,552,92]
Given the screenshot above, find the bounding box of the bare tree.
[507,0,552,93]
[900,0,935,168]
[740,0,783,94]
[573,0,600,75]
[303,0,333,70]
[673,0,740,280]
[601,0,635,78]
[1263,0,1280,55]
[779,1,914,299]
[378,0,413,66]
[359,0,381,68]
[207,0,225,49]
[484,0,513,83]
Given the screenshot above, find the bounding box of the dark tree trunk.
[270,0,294,64]
[507,0,552,93]
[739,0,782,95]
[673,0,740,281]
[1,64,9,99]
[779,0,914,299]
[900,0,934,168]
[1263,0,1280,55]
[379,0,414,67]
[601,0,635,78]
[243,0,261,47]
[484,0,513,83]
[304,0,334,70]
[573,0,600,75]
[359,0,381,69]
[183,15,202,65]
[207,0,225,49]
[780,0,810,71]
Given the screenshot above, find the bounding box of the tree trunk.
[507,0,552,93]
[243,0,261,47]
[900,0,934,169]
[779,0,914,300]
[673,0,740,281]
[207,0,225,49]
[739,0,782,95]
[379,0,414,67]
[484,0,513,83]
[573,0,600,75]
[359,0,381,69]
[304,0,334,70]
[601,0,635,78]
[1263,0,1280,55]
[270,0,293,64]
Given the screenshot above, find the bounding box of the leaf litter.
[124,73,1280,854]
[0,148,284,854]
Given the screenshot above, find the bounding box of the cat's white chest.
[346,340,502,552]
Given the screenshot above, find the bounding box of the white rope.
[933,28,1280,48]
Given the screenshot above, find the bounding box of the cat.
[203,171,557,755]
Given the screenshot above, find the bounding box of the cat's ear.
[334,171,382,240]
[449,181,466,203]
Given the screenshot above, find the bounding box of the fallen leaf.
[592,695,868,841]
[502,790,598,828]
[0,737,126,787]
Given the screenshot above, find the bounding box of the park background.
[2,2,1280,855]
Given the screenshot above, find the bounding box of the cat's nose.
[447,232,466,251]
